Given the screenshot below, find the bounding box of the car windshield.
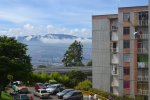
[41,90,47,93]
[64,91,74,96]
[21,95,29,99]
[61,89,72,94]
[49,86,57,88]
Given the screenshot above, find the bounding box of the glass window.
[123,13,130,21]
[123,40,130,48]
[123,27,130,35]
[124,67,130,75]
[124,80,130,88]
[123,54,130,62]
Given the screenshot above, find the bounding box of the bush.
[89,88,134,100]
[75,80,92,91]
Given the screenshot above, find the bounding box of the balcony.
[138,48,148,54]
[138,62,148,68]
[111,81,119,87]
[111,48,119,53]
[136,20,148,26]
[137,89,148,95]
[137,76,148,82]
[113,88,119,96]
[111,32,118,41]
[112,58,119,64]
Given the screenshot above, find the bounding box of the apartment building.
[92,5,149,100]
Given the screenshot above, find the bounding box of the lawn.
[1,91,13,100]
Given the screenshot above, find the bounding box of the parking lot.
[9,84,89,100]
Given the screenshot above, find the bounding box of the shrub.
[75,80,92,91]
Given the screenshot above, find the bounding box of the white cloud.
[0,24,91,38]
[40,37,91,44]
[24,24,34,30]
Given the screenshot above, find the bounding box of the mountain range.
[14,34,92,67]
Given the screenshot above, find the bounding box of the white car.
[34,89,50,99]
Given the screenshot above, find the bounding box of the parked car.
[63,91,83,100]
[34,89,50,99]
[57,89,74,99]
[14,94,30,100]
[46,84,65,94]
[35,83,46,91]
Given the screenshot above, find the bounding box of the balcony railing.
[137,89,148,95]
[138,62,148,68]
[137,76,148,82]
[138,48,148,54]
[138,20,148,26]
[111,32,118,41]
[112,70,118,75]
[111,48,119,53]
[111,81,119,87]
[112,59,119,64]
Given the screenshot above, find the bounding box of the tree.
[87,60,92,66]
[67,70,86,87]
[62,40,83,67]
[0,36,32,98]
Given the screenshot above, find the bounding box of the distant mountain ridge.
[15,34,89,42]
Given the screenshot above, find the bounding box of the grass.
[1,91,13,100]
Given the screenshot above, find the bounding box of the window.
[123,13,130,22]
[123,54,130,62]
[112,26,118,30]
[124,67,130,75]
[123,40,130,48]
[124,80,130,88]
[123,27,130,35]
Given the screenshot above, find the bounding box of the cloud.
[40,37,91,44]
[0,24,91,38]
[24,24,34,30]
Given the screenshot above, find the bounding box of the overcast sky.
[0,0,148,37]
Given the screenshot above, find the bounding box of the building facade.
[92,5,149,100]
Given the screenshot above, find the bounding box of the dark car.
[14,94,30,100]
[63,91,83,100]
[57,89,74,99]
[35,83,46,91]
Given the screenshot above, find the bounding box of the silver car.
[34,89,50,99]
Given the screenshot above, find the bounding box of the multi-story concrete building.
[92,5,149,100]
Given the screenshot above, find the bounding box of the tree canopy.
[0,36,32,97]
[62,40,84,67]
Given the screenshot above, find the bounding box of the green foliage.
[37,65,47,68]
[75,80,92,91]
[138,54,148,63]
[0,36,32,97]
[41,72,49,82]
[89,88,134,100]
[1,91,13,100]
[62,40,84,67]
[67,70,86,87]
[87,60,92,66]
[49,72,61,81]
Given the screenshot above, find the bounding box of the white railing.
[138,48,148,54]
[138,62,148,68]
[137,76,148,81]
[111,32,118,41]
[111,81,119,87]
[111,48,119,53]
[138,20,148,26]
[137,89,148,95]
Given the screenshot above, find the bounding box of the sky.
[0,0,148,37]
